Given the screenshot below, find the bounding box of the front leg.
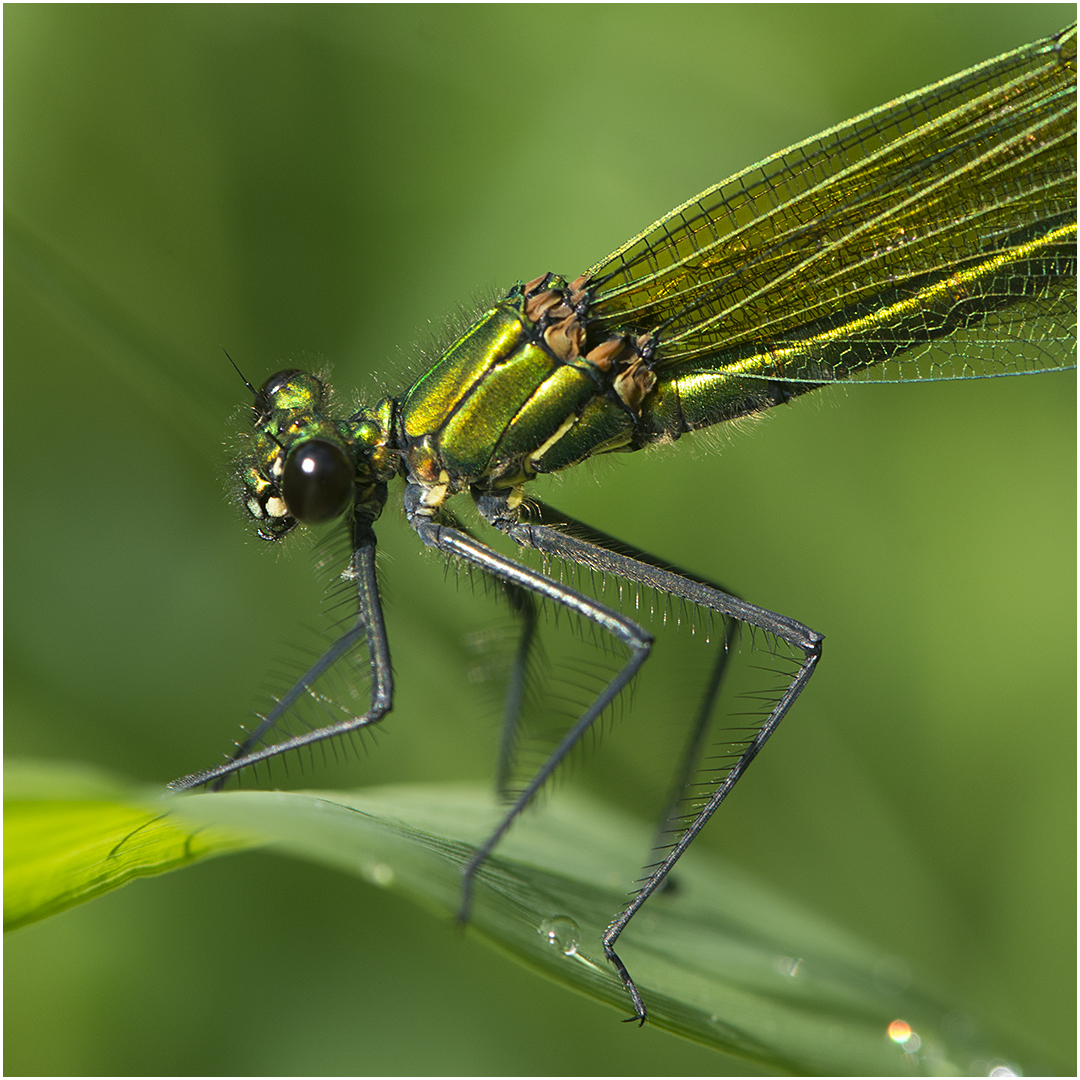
[169,526,394,792]
[403,483,654,946]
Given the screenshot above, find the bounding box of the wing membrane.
[585,26,1076,383]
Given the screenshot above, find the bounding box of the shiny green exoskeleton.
[175,26,1077,1025]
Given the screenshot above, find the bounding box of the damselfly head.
[235,369,350,539]
[236,369,396,540]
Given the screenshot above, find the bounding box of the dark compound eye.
[282,439,353,524]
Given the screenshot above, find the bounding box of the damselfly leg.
[170,523,393,792]
[463,489,821,1022]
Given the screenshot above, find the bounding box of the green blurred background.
[5,5,1074,1075]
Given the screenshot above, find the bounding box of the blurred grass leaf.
[5,758,1020,1074]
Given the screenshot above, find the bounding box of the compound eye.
[259,369,303,397]
[252,369,302,420]
[282,439,353,524]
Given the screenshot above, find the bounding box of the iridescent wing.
[584,26,1077,384]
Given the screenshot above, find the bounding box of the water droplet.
[364,862,394,887]
[776,955,803,977]
[538,916,580,957]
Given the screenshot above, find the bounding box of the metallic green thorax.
[391,271,849,511]
[398,276,651,502]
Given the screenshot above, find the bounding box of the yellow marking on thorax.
[526,412,578,470]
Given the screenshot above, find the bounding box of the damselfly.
[172,25,1076,1024]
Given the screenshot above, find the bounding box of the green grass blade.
[6,760,1029,1073]
[174,783,1022,1075]
[3,760,255,932]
